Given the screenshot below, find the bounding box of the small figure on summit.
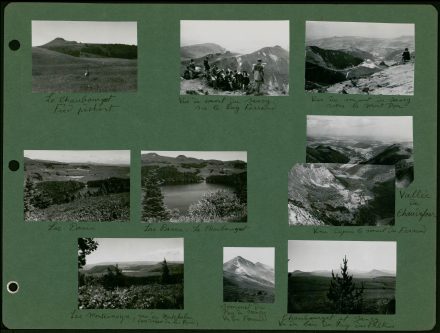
[402,48,411,63]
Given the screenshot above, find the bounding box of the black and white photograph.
[180,20,289,96]
[78,238,184,309]
[223,247,275,303]
[288,163,395,226]
[307,116,414,188]
[305,21,415,95]
[288,240,396,314]
[24,150,130,222]
[141,151,247,223]
[32,21,137,92]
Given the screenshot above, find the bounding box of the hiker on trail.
[402,48,411,63]
[188,59,196,78]
[252,59,265,94]
[203,57,210,73]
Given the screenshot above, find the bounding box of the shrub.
[188,190,246,222]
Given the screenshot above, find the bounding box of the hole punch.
[9,40,20,51]
[7,281,19,294]
[8,160,19,171]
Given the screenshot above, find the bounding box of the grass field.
[287,275,395,314]
[32,47,137,93]
[223,283,274,303]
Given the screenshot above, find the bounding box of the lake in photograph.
[161,182,234,213]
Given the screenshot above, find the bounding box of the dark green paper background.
[2,3,437,330]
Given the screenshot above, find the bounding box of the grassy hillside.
[32,47,137,93]
[224,273,275,303]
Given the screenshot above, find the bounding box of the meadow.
[287,275,395,314]
[32,46,137,93]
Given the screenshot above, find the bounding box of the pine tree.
[142,170,171,222]
[102,264,124,290]
[327,255,364,314]
[161,258,170,284]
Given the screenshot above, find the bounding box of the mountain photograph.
[78,238,184,309]
[305,21,415,95]
[288,241,396,314]
[288,163,395,226]
[24,150,130,222]
[307,116,414,188]
[32,21,137,92]
[223,247,275,303]
[180,20,289,96]
[141,151,247,223]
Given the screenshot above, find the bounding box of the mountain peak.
[42,37,78,47]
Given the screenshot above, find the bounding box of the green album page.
[2,3,437,330]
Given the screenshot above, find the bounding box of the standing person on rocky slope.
[252,59,265,94]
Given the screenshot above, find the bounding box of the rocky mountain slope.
[288,163,395,226]
[325,62,414,95]
[223,256,275,303]
[223,256,274,287]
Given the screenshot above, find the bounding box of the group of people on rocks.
[185,57,265,94]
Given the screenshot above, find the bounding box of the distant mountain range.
[141,153,247,183]
[180,43,289,93]
[305,35,415,93]
[82,261,184,277]
[306,35,414,58]
[24,157,130,182]
[181,43,227,60]
[291,269,395,278]
[306,136,414,188]
[37,37,137,59]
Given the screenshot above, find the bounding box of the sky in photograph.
[306,21,415,40]
[223,247,274,268]
[307,116,413,142]
[141,151,247,162]
[181,20,289,54]
[24,150,130,165]
[288,240,396,273]
[85,238,184,265]
[32,21,137,46]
